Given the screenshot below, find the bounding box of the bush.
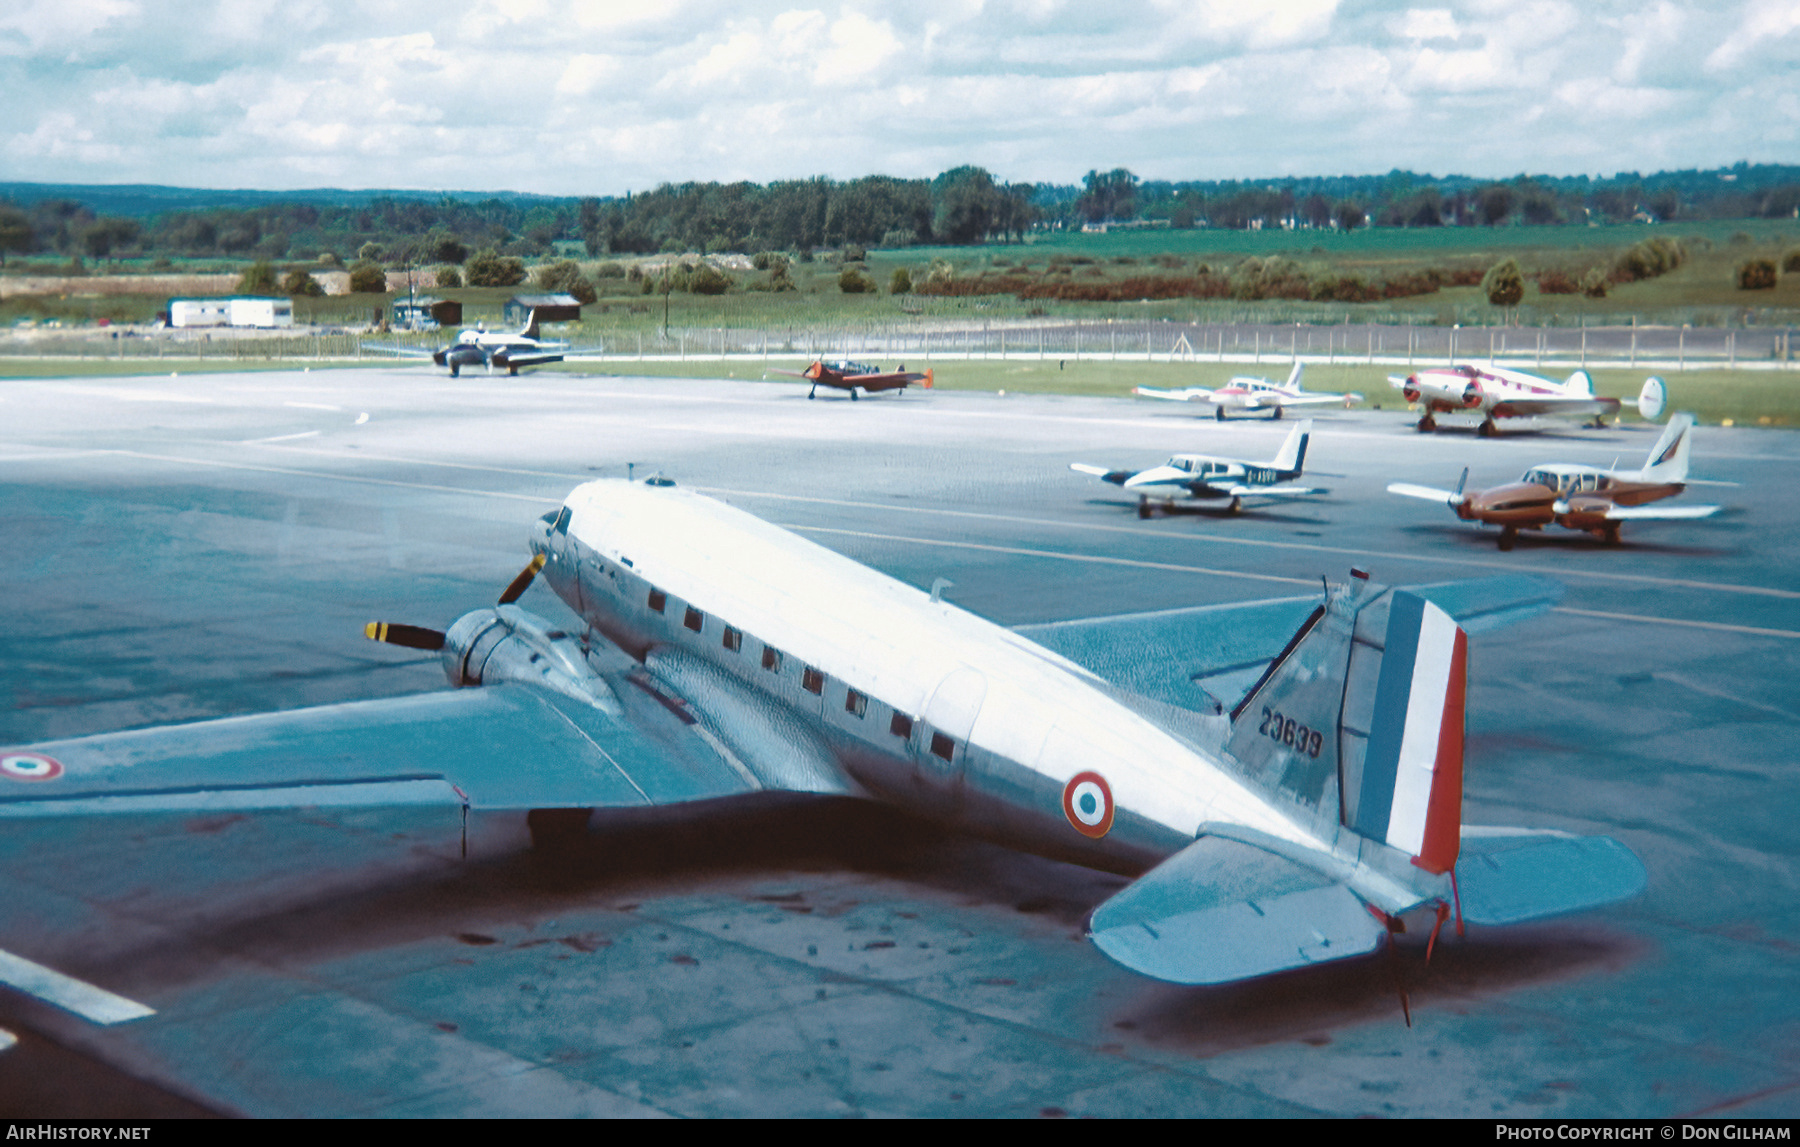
[435,265,461,288]
[1481,258,1524,307]
[1782,248,1800,273]
[1581,268,1611,298]
[318,251,342,267]
[1536,269,1579,295]
[235,259,279,295]
[1737,259,1778,290]
[536,259,597,304]
[838,266,876,293]
[753,251,789,275]
[348,261,388,293]
[281,269,325,297]
[594,261,626,278]
[890,268,913,295]
[465,248,526,287]
[357,241,383,263]
[842,244,867,263]
[687,263,732,295]
[432,237,468,265]
[923,257,955,289]
[1613,236,1685,282]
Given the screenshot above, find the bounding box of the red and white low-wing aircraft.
[1388,412,1720,549]
[1134,362,1362,421]
[1391,366,1668,436]
[769,359,934,400]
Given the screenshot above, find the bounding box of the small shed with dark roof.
[504,294,581,325]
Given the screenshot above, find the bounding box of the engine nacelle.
[440,606,620,713]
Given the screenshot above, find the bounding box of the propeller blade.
[497,553,548,605]
[364,621,446,651]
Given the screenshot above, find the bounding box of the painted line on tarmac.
[242,431,321,444]
[1553,607,1800,640]
[69,445,1799,604]
[786,525,1320,588]
[0,947,155,1025]
[699,485,1800,602]
[283,401,343,412]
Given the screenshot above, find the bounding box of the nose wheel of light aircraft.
[1228,497,1243,515]
[1416,414,1436,432]
[1478,419,1497,437]
[1215,406,1226,421]
[807,385,816,400]
[1498,526,1518,551]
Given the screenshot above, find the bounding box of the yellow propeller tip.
[364,622,381,641]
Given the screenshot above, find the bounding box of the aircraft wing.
[0,683,761,818]
[1133,386,1215,403]
[1070,463,1136,485]
[492,350,566,370]
[360,343,437,359]
[1224,483,1321,498]
[1275,391,1362,409]
[1388,482,1465,505]
[1014,576,1562,714]
[1597,503,1721,521]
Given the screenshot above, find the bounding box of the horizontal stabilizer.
[1405,575,1563,635]
[1454,830,1646,925]
[1088,834,1384,984]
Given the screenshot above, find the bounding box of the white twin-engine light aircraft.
[1134,362,1363,421]
[1391,364,1669,436]
[0,481,1644,991]
[1072,419,1321,517]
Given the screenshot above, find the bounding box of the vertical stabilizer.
[1285,360,1304,390]
[520,308,541,340]
[1270,419,1312,475]
[1565,369,1595,396]
[1636,412,1694,484]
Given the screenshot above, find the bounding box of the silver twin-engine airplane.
[0,479,1643,989]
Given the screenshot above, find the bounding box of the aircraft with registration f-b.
[1072,419,1322,517]
[0,478,1643,992]
[1133,362,1364,421]
[369,309,585,377]
[1392,365,1669,436]
[1388,412,1721,550]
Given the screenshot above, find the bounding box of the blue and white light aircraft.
[1072,419,1322,517]
[0,480,1643,990]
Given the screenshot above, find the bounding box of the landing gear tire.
[1228,496,1243,515]
[808,385,816,400]
[1478,419,1496,438]
[1602,524,1621,546]
[1271,406,1283,420]
[1416,414,1436,433]
[1498,526,1518,552]
[850,388,859,401]
[528,807,593,858]
[509,366,519,376]
[449,365,460,378]
[1137,499,1151,520]
[1215,406,1226,422]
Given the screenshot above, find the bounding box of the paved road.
[0,368,1795,1117]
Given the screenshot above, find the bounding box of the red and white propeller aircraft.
[1391,365,1667,436]
[769,359,934,401]
[1134,362,1362,421]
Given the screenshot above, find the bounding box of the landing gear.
[1601,523,1621,546]
[508,365,519,376]
[1137,498,1151,520]
[449,364,460,378]
[1477,419,1497,438]
[1498,525,1518,552]
[1215,406,1226,422]
[850,387,859,401]
[1228,496,1243,515]
[1271,406,1283,420]
[1416,414,1437,433]
[808,385,816,400]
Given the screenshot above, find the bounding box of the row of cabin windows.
[641,582,952,761]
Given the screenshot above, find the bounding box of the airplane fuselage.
[526,481,1406,891]
[1462,466,1685,532]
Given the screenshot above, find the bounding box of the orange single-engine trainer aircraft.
[1387,413,1720,549]
[770,359,934,400]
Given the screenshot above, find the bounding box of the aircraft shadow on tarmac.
[91,795,1643,1064]
[1396,522,1737,559]
[1087,498,1334,525]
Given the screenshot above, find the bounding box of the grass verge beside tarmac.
[4,356,1796,428]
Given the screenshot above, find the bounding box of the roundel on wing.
[1061,771,1114,839]
[0,753,64,782]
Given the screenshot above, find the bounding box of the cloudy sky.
[2,0,1795,196]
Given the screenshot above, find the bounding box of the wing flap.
[0,685,756,816]
[1088,834,1384,984]
[1455,831,1646,924]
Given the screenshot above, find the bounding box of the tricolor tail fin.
[1225,577,1465,873]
